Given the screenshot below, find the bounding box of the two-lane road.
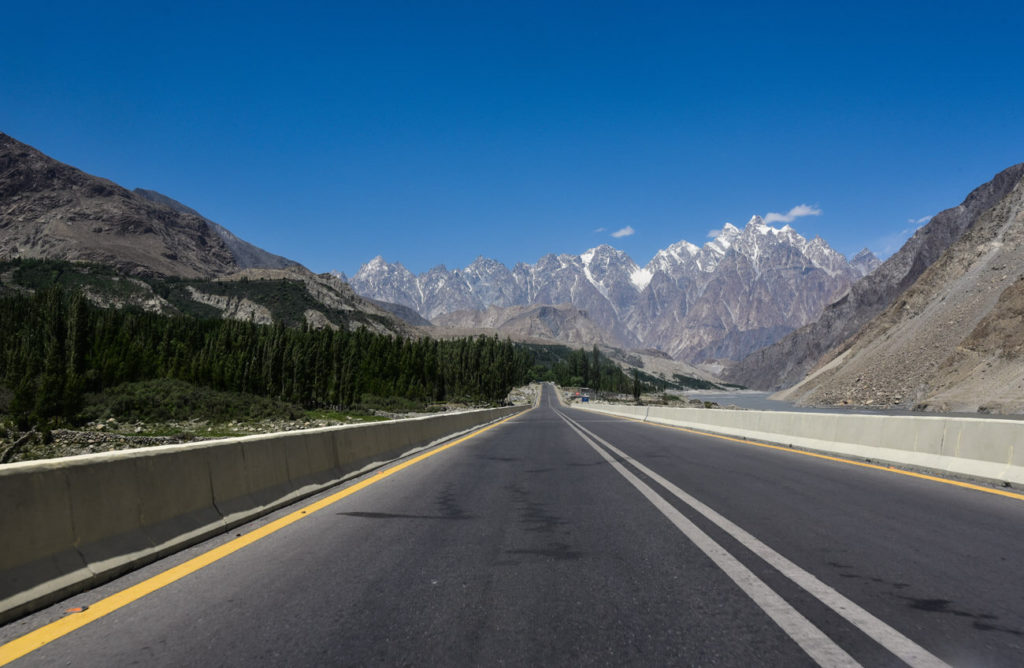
[3,384,1023,665]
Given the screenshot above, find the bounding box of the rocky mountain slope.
[0,258,412,336]
[725,163,1024,390]
[134,189,302,271]
[348,219,877,362]
[775,165,1024,413]
[434,303,627,348]
[0,133,237,278]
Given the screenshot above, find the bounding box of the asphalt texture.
[4,384,1024,666]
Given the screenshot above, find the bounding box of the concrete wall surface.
[575,403,1024,486]
[0,406,527,624]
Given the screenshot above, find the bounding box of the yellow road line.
[0,410,527,666]
[586,410,1024,502]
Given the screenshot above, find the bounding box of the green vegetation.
[519,343,725,395]
[78,379,305,423]
[528,344,646,394]
[0,285,533,429]
[151,276,368,326]
[1,258,138,296]
[0,258,396,329]
[671,373,720,390]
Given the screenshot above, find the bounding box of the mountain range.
[345,220,880,362]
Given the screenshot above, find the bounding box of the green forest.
[0,284,641,429]
[532,344,638,393]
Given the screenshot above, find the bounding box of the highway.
[3,384,1024,666]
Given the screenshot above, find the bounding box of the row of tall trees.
[0,287,533,425]
[540,345,637,393]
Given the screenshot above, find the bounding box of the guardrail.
[0,406,527,624]
[574,403,1024,486]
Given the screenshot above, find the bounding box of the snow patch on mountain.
[630,267,653,291]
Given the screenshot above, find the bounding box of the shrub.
[79,379,303,423]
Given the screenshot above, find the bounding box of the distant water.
[683,390,1024,421]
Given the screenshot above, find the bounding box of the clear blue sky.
[3,1,1022,275]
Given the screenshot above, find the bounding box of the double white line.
[555,409,947,668]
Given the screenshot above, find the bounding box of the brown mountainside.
[777,167,1024,413]
[0,133,237,278]
[433,303,627,348]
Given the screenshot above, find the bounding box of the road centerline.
[554,410,861,667]
[557,409,949,668]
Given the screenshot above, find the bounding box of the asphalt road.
[3,384,1024,666]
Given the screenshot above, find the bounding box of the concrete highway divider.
[0,405,527,624]
[574,402,1024,487]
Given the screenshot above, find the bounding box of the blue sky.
[3,1,1022,275]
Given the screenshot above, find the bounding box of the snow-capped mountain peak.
[707,222,742,253]
[648,239,700,275]
[579,244,645,299]
[849,248,882,277]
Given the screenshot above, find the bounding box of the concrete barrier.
[0,405,527,624]
[575,402,1024,487]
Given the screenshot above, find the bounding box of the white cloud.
[907,215,932,225]
[706,228,723,238]
[764,204,822,224]
[593,227,606,233]
[611,225,635,238]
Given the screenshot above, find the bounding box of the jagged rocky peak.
[358,255,413,278]
[466,255,505,273]
[581,244,640,286]
[463,255,523,307]
[648,238,700,275]
[350,256,420,311]
[745,215,774,233]
[849,248,881,277]
[740,216,806,247]
[707,222,742,253]
[800,236,850,277]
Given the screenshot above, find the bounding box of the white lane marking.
[558,410,949,668]
[554,412,860,667]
